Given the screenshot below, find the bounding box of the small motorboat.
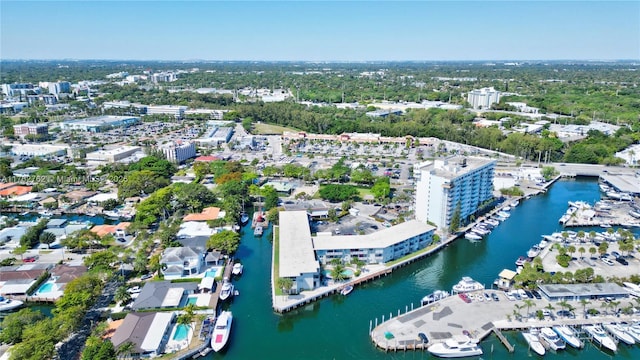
[522,330,545,356]
[340,285,354,296]
[421,290,449,306]
[232,263,243,276]
[583,325,617,352]
[552,325,583,348]
[0,296,24,312]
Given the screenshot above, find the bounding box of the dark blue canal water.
[206,178,640,359]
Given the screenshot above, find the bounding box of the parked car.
[615,257,629,265]
[491,293,500,301]
[531,290,542,299]
[611,251,621,259]
[601,258,615,266]
[23,256,37,263]
[140,273,153,280]
[458,293,471,303]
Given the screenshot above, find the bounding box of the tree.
[371,177,391,200]
[319,184,358,202]
[176,304,196,349]
[12,244,28,262]
[82,335,116,360]
[114,285,131,306]
[589,247,597,258]
[579,299,591,318]
[207,230,240,255]
[84,250,118,272]
[0,308,45,344]
[541,166,558,181]
[263,185,280,210]
[118,170,169,199]
[523,299,535,317]
[116,341,135,360]
[330,263,348,282]
[449,202,462,233]
[39,231,56,249]
[276,277,294,295]
[578,246,586,259]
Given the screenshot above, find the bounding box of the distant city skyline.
[1,1,638,61]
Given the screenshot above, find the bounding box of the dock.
[369,290,639,352]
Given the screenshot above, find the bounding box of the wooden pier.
[491,327,514,353]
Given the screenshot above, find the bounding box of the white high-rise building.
[467,87,501,110]
[160,141,196,164]
[414,156,496,231]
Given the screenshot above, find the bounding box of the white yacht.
[232,263,243,276]
[0,296,23,312]
[526,245,542,258]
[539,327,565,350]
[211,311,233,352]
[219,281,234,301]
[421,290,450,306]
[427,336,483,358]
[603,323,635,345]
[552,326,583,348]
[464,232,482,241]
[522,330,545,356]
[496,211,510,218]
[620,322,640,342]
[583,325,617,352]
[452,277,484,293]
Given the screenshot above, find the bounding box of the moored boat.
[340,285,353,296]
[620,322,640,342]
[527,245,542,258]
[254,225,263,236]
[583,325,617,352]
[421,290,450,306]
[240,212,250,226]
[427,336,483,358]
[603,323,635,345]
[211,311,233,352]
[0,296,24,312]
[552,325,583,348]
[522,330,545,356]
[539,327,565,350]
[515,256,527,266]
[452,277,484,293]
[219,281,234,301]
[464,232,482,241]
[232,263,243,276]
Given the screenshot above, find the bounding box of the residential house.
[131,281,198,310]
[160,247,203,279]
[110,312,175,357]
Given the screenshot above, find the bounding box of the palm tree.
[578,247,586,259]
[577,230,585,242]
[557,300,570,317]
[589,247,597,258]
[330,263,348,282]
[523,299,535,317]
[567,245,576,258]
[116,341,134,360]
[276,277,294,295]
[589,231,596,243]
[579,299,590,318]
[114,285,131,306]
[176,304,196,348]
[545,303,555,316]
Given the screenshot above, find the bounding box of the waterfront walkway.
[369,290,640,352]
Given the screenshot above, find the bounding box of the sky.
[1,1,639,61]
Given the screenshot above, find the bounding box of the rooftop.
[313,220,435,250]
[538,283,630,298]
[414,156,496,180]
[278,211,320,277]
[183,207,224,222]
[601,173,640,194]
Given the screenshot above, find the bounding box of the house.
[110,312,175,357]
[495,269,517,290]
[63,190,96,203]
[177,221,215,240]
[282,201,329,219]
[183,207,225,222]
[160,247,203,279]
[90,223,130,238]
[0,185,32,198]
[131,281,198,310]
[46,219,67,228]
[0,225,28,246]
[204,250,223,266]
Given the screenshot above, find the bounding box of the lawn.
[253,123,299,135]
[385,243,439,267]
[273,227,282,296]
[356,187,374,198]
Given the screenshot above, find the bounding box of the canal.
[206,179,637,359]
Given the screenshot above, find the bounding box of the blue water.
[190,179,639,359]
[37,282,54,294]
[322,268,355,279]
[186,297,197,305]
[172,324,189,341]
[205,270,218,278]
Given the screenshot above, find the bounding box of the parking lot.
[541,240,640,278]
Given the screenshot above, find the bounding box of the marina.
[205,178,640,360]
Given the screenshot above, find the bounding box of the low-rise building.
[13,123,48,137]
[159,141,196,163]
[60,115,140,132]
[7,143,70,157]
[183,207,225,222]
[313,220,435,264]
[538,283,630,302]
[131,281,198,310]
[278,211,320,294]
[146,105,186,120]
[110,312,175,357]
[160,247,203,279]
[86,146,142,163]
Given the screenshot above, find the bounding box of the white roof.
[601,174,640,194]
[86,193,117,203]
[9,193,38,202]
[278,211,319,277]
[199,277,215,290]
[313,220,434,250]
[177,221,215,238]
[161,287,184,307]
[140,312,173,352]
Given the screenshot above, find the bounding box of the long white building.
[467,87,501,110]
[146,105,187,120]
[313,220,435,264]
[278,211,320,294]
[160,141,196,164]
[414,156,495,232]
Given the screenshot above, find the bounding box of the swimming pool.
[173,324,189,341]
[37,282,55,294]
[322,268,355,279]
[205,267,221,278]
[186,297,197,306]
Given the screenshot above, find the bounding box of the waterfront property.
[537,283,631,302]
[313,220,435,265]
[131,281,198,310]
[278,211,321,294]
[110,312,175,357]
[414,156,495,231]
[160,247,204,279]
